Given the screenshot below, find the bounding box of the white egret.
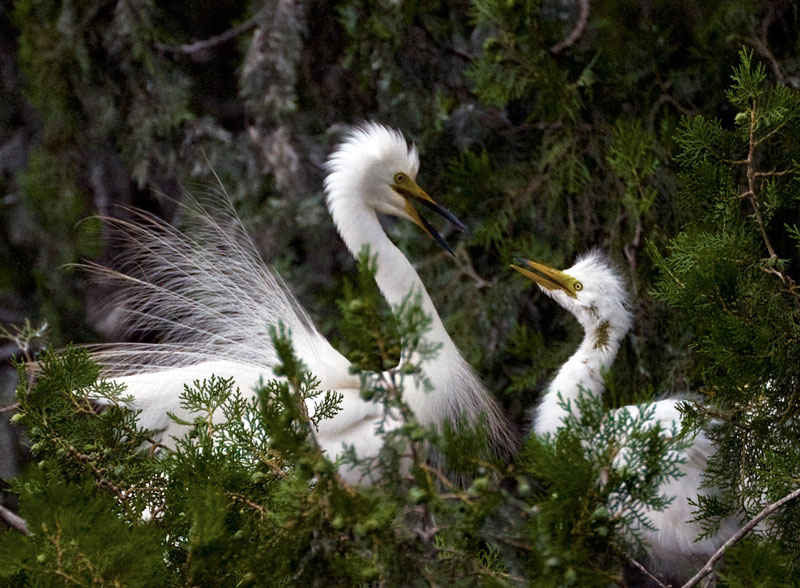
[324,123,516,458]
[512,251,739,576]
[87,122,516,483]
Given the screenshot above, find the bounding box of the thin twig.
[228,492,270,517]
[749,1,789,84]
[647,92,693,129]
[550,0,590,54]
[155,6,266,62]
[743,107,777,259]
[0,504,30,535]
[739,103,799,295]
[629,558,671,588]
[66,443,129,504]
[456,244,492,288]
[0,402,19,414]
[256,450,288,479]
[753,168,793,178]
[680,486,800,588]
[415,24,472,62]
[146,436,170,453]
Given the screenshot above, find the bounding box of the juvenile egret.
[88,122,516,483]
[512,251,739,575]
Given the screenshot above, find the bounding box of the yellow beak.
[511,258,580,298]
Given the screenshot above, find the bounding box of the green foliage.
[0,470,168,586]
[469,0,567,111]
[16,149,101,340]
[335,248,402,372]
[519,390,691,586]
[12,0,192,184]
[0,326,527,586]
[653,48,800,581]
[607,119,659,220]
[3,0,800,583]
[2,306,694,586]
[717,538,796,588]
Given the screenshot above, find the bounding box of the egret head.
[512,250,632,336]
[325,122,465,254]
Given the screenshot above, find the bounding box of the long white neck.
[328,197,516,456]
[532,320,626,436]
[330,198,455,360]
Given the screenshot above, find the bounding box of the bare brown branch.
[743,107,777,259]
[749,1,789,84]
[228,492,270,517]
[738,102,799,298]
[155,7,267,62]
[753,169,793,178]
[66,443,129,504]
[456,244,492,288]
[629,558,672,588]
[0,402,19,414]
[550,0,590,54]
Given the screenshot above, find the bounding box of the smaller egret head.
[325,122,466,255]
[511,250,632,335]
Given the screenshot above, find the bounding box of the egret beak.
[511,258,580,298]
[392,180,467,257]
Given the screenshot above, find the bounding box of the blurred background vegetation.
[1,0,798,546]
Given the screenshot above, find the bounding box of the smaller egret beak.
[392,180,467,257]
[511,258,580,298]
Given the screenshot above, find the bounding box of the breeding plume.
[512,251,739,575]
[88,122,515,483]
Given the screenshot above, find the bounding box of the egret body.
[324,124,516,457]
[90,123,515,483]
[512,251,739,575]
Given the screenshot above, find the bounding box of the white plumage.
[89,122,515,483]
[513,250,740,576]
[324,124,516,458]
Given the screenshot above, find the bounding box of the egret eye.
[394,172,406,184]
[574,282,583,291]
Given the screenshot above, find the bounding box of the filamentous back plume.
[85,194,351,386]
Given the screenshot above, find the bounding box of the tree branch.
[680,485,800,588]
[0,402,19,413]
[155,6,267,62]
[228,492,270,517]
[749,1,789,84]
[455,244,492,288]
[0,504,30,535]
[744,106,777,259]
[628,558,671,588]
[550,0,590,54]
[739,103,799,296]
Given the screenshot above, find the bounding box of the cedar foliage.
[1,324,686,586]
[652,48,800,574]
[1,0,799,585]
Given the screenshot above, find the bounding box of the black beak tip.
[513,257,529,266]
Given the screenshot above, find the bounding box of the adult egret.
[512,251,739,575]
[324,124,516,458]
[88,122,516,483]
